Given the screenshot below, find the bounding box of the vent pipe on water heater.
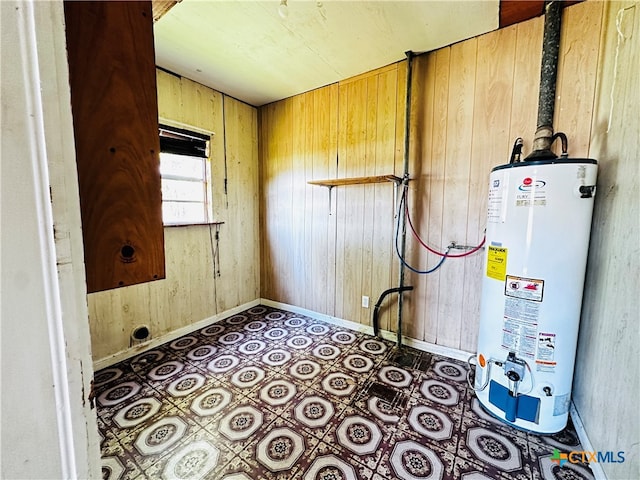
[526,1,563,161]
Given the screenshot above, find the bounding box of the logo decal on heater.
[518,179,546,191]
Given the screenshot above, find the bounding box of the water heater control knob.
[504,352,526,383]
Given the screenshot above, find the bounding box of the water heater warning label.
[486,246,507,280]
[536,332,557,373]
[487,179,504,223]
[501,297,539,358]
[505,275,544,302]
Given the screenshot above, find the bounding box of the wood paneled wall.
[259,2,604,353]
[89,70,259,361]
[260,65,406,333]
[574,2,640,477]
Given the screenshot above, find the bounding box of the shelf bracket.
[307,174,406,216]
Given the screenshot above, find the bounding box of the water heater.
[475,158,597,433]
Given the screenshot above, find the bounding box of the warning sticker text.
[505,275,544,302]
[487,246,507,281]
[501,297,539,359]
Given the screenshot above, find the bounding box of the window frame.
[158,123,214,227]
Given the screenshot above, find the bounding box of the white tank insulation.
[475,158,597,433]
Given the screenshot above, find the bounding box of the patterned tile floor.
[95,306,594,480]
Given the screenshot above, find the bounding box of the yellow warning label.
[487,246,507,280]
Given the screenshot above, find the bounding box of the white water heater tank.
[475,158,597,433]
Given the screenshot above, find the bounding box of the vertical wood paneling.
[157,70,183,123]
[280,98,295,305]
[373,68,400,332]
[89,71,259,361]
[390,62,408,333]
[359,76,376,326]
[267,100,286,303]
[574,3,639,478]
[257,105,269,298]
[337,77,367,324]
[326,85,340,316]
[509,16,543,153]
[423,48,451,344]
[335,67,402,329]
[289,94,306,308]
[555,1,604,157]
[219,97,260,310]
[460,26,517,352]
[436,39,477,349]
[263,103,278,301]
[303,92,315,311]
[406,54,436,341]
[261,66,401,331]
[259,1,605,359]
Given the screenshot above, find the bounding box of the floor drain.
[353,381,408,411]
[389,347,432,372]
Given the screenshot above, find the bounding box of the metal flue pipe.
[396,50,414,348]
[526,1,563,161]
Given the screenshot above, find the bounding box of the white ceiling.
[154,1,500,107]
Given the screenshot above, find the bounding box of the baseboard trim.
[260,299,473,363]
[93,299,260,371]
[569,403,607,479]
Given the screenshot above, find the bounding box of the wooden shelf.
[308,174,402,188]
[308,174,405,215]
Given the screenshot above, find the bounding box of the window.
[159,125,212,225]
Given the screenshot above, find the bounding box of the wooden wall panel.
[508,16,544,152]
[259,86,340,317]
[390,63,408,334]
[460,26,516,352]
[64,1,165,292]
[574,2,639,478]
[422,48,450,344]
[89,70,259,361]
[336,78,367,324]
[218,96,260,311]
[335,67,403,329]
[260,66,402,332]
[275,98,295,305]
[324,86,340,316]
[291,94,310,309]
[259,1,605,356]
[406,53,435,341]
[435,38,478,349]
[302,93,316,312]
[258,102,275,301]
[156,69,183,124]
[554,1,603,156]
[373,68,403,332]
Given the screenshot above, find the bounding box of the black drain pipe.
[373,286,414,337]
[526,1,563,161]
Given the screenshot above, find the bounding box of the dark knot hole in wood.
[120,244,136,263]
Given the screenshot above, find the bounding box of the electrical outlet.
[362,296,369,308]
